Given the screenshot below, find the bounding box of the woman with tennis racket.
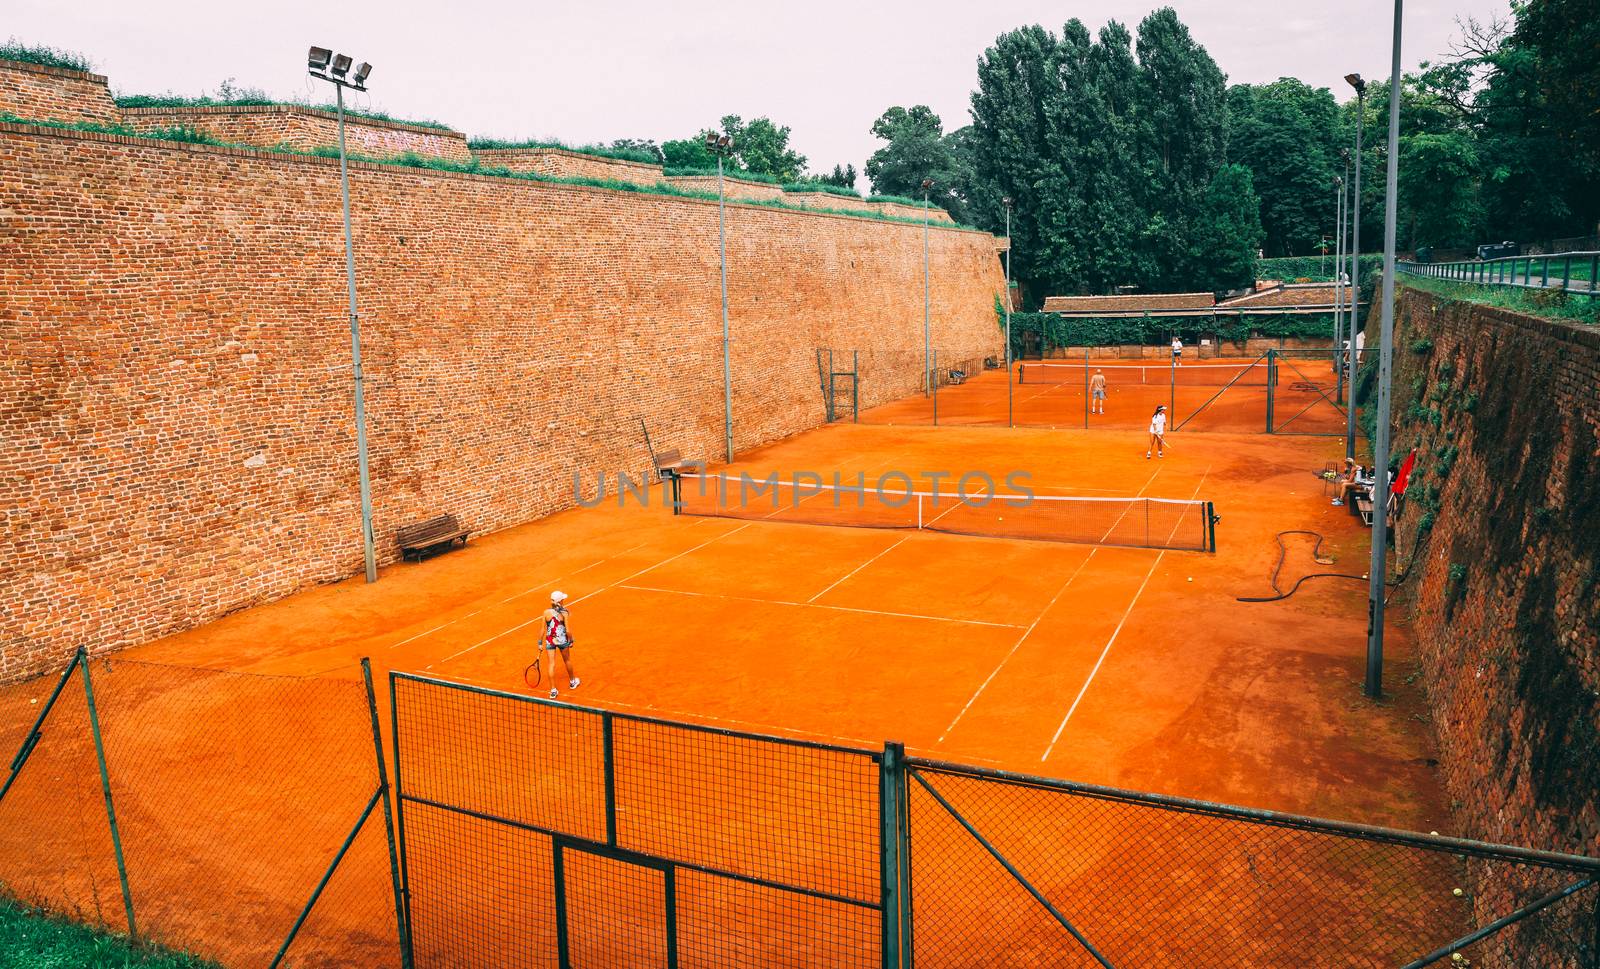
[526,590,580,700]
[1146,404,1169,459]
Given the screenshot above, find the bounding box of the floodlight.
[705,132,717,148]
[921,178,933,191]
[1001,195,1013,207]
[331,54,352,77]
[353,62,372,86]
[1340,147,1351,162]
[308,47,333,71]
[718,135,731,150]
[1344,73,1365,93]
[1334,175,1343,187]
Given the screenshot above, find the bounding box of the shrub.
[114,94,453,130]
[782,182,862,199]
[467,138,659,165]
[0,39,92,72]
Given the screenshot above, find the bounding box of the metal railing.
[1400,251,1600,298]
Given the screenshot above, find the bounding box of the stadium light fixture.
[307,48,378,583]
[1344,73,1365,94]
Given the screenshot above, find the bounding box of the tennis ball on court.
[1452,888,1464,896]
[1187,577,1193,582]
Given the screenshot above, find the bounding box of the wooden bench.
[653,449,699,481]
[397,513,469,562]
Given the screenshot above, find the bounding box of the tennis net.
[674,473,1215,551]
[1018,361,1270,386]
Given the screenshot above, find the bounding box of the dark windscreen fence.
[1020,361,1270,387]
[388,673,1600,968]
[390,673,885,969]
[904,759,1600,969]
[673,473,1216,552]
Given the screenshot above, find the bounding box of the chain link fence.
[0,652,406,967]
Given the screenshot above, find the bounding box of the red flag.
[1392,449,1417,496]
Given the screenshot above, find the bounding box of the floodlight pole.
[310,58,378,585]
[1333,177,1344,362]
[1003,198,1013,426]
[923,183,932,395]
[1367,0,1404,699]
[1345,79,1365,461]
[716,152,733,463]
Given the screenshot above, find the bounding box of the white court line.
[936,462,1166,743]
[808,536,910,603]
[1039,465,1213,762]
[620,583,1026,630]
[426,522,751,668]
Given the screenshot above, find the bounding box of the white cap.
[551,590,568,603]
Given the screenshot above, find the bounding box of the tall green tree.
[1189,164,1263,290]
[661,136,717,169]
[1227,79,1341,256]
[866,105,955,198]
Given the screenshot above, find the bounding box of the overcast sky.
[12,0,1508,189]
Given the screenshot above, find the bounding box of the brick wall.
[665,174,786,202]
[0,123,1005,681]
[122,105,472,161]
[1385,287,1600,954]
[472,147,662,186]
[873,200,955,224]
[782,191,876,215]
[0,58,120,125]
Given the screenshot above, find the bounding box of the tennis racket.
[523,658,542,689]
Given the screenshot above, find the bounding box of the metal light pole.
[309,47,377,583]
[922,178,933,395]
[1334,175,1345,361]
[1003,196,1014,426]
[1344,74,1366,461]
[1366,5,1404,699]
[707,133,735,462]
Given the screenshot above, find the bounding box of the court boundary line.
[808,535,910,603]
[618,583,1028,630]
[1040,465,1213,761]
[935,464,1165,743]
[425,521,752,668]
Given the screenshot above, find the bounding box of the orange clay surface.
[1,401,1458,967]
[117,414,1443,827]
[862,356,1352,437]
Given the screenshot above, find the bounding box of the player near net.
[1089,368,1107,415]
[532,590,580,700]
[1147,404,1169,459]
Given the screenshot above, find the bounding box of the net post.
[603,712,618,846]
[0,647,81,808]
[80,651,137,940]
[389,671,414,941]
[362,659,414,969]
[1265,348,1276,433]
[1206,501,1217,553]
[879,741,907,969]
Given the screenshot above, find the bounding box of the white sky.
[11,0,1507,189]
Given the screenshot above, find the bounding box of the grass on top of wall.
[781,182,862,199]
[866,194,924,207]
[0,39,93,72]
[1399,275,1599,325]
[663,166,781,184]
[1257,253,1384,283]
[0,113,982,231]
[0,895,218,968]
[113,94,454,131]
[467,138,660,166]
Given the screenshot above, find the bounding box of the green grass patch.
[781,182,862,199]
[1398,275,1599,325]
[113,94,453,131]
[2,112,982,230]
[866,194,922,207]
[0,895,218,968]
[1256,253,1384,283]
[663,166,779,184]
[466,138,659,165]
[1,39,93,72]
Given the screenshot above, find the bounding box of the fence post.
[603,712,618,846]
[0,649,82,808]
[1265,349,1276,433]
[362,659,414,969]
[389,673,414,946]
[80,652,137,940]
[880,741,907,969]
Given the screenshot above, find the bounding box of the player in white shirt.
[1147,405,1168,459]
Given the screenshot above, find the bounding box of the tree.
[866,105,955,198]
[1189,164,1263,290]
[1227,79,1341,257]
[609,139,664,165]
[819,164,857,189]
[1399,132,1482,246]
[661,136,717,170]
[721,115,807,181]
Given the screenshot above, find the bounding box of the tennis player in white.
[1147,405,1168,459]
[541,591,580,700]
[1089,369,1107,414]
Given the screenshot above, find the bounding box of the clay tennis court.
[862,354,1354,437]
[5,414,1500,967]
[114,416,1439,817]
